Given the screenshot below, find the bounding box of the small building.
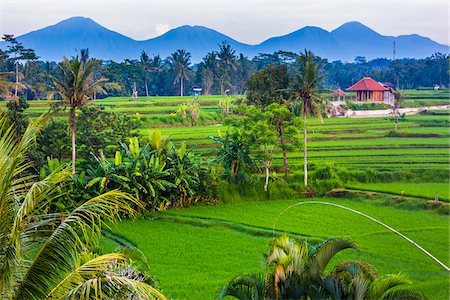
[330,88,347,101]
[192,87,202,96]
[346,77,394,103]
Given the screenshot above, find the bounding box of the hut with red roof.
[330,88,347,101]
[346,77,394,103]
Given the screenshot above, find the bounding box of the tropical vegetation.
[0,114,165,299]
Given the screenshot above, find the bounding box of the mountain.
[8,17,140,62]
[329,21,448,61]
[142,25,252,62]
[256,26,341,59]
[1,17,447,62]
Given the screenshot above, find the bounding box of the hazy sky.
[1,0,449,45]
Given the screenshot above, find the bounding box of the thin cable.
[272,201,449,272]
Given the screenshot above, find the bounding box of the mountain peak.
[332,21,380,36]
[54,16,99,27]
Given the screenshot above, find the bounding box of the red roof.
[346,77,388,91]
[332,88,346,96]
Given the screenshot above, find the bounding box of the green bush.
[341,101,391,111]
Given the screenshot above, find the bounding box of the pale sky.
[0,0,449,45]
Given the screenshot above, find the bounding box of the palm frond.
[66,274,167,300]
[383,288,426,300]
[309,238,357,280]
[219,273,264,300]
[366,273,412,300]
[15,190,139,299]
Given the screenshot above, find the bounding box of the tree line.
[1,35,448,100]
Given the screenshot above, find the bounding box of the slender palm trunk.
[14,61,19,97]
[145,79,149,96]
[264,160,270,192]
[303,112,307,186]
[180,77,184,97]
[70,107,76,174]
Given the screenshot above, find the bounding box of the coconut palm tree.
[140,51,151,96]
[217,42,237,94]
[293,50,325,186]
[53,54,106,174]
[167,49,193,96]
[0,115,166,299]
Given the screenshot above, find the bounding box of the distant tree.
[431,52,448,87]
[232,105,278,191]
[233,54,254,94]
[1,34,38,98]
[292,50,325,186]
[200,52,217,95]
[392,89,406,130]
[167,49,193,96]
[217,42,237,94]
[149,54,162,95]
[5,97,29,137]
[265,103,302,177]
[53,54,106,173]
[246,64,291,108]
[140,51,151,96]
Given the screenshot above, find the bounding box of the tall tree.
[200,52,217,95]
[1,35,38,98]
[292,50,325,186]
[217,42,237,94]
[265,103,302,177]
[53,54,105,174]
[140,51,151,96]
[246,64,290,108]
[149,54,162,95]
[167,49,193,96]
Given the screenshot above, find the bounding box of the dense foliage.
[0,35,448,100]
[0,115,166,299]
[219,235,424,300]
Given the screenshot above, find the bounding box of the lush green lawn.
[345,182,450,202]
[105,198,449,299]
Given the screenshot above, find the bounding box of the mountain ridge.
[1,17,447,62]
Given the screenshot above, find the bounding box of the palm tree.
[220,235,356,300]
[217,42,237,94]
[293,50,325,186]
[0,115,166,299]
[140,51,151,96]
[53,54,105,174]
[167,49,193,96]
[149,54,162,95]
[220,235,424,300]
[201,52,217,95]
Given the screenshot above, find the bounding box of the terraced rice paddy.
[2,91,448,180]
[103,197,449,299]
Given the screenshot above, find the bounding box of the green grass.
[345,182,450,202]
[105,197,449,300]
